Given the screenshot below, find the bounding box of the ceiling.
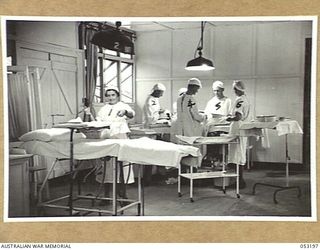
[129,21,203,31]
[119,20,291,32]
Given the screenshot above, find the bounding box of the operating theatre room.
[3,17,316,220]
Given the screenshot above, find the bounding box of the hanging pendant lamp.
[185,21,215,71]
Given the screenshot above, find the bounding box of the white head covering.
[212,80,224,90]
[178,87,188,96]
[188,78,202,88]
[105,85,120,95]
[233,80,245,92]
[152,83,166,92]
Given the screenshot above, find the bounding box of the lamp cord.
[194,21,207,58]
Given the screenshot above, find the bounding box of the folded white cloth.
[261,128,270,148]
[68,117,83,123]
[276,120,303,136]
[175,135,201,144]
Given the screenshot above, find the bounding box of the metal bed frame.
[36,125,144,216]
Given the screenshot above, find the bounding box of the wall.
[9,21,84,125]
[135,21,312,164]
[12,21,79,49]
[8,21,84,178]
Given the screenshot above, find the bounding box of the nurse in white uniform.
[170,87,187,143]
[226,80,251,188]
[176,78,207,137]
[143,83,166,127]
[203,81,232,166]
[95,86,135,202]
[204,80,232,127]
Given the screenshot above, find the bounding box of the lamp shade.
[185,55,215,71]
[91,29,134,55]
[185,21,215,71]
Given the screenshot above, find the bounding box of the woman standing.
[95,86,135,203]
[143,83,166,127]
[226,80,251,188]
[176,78,207,137]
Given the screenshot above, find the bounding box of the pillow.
[19,128,86,142]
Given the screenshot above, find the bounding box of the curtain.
[8,73,32,140]
[79,23,98,118]
[8,67,43,140]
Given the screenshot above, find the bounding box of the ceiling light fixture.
[91,21,134,55]
[185,21,215,71]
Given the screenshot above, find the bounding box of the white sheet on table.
[240,121,278,130]
[20,137,201,167]
[21,138,121,160]
[276,120,303,136]
[117,137,201,167]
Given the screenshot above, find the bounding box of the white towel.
[276,120,303,136]
[261,128,271,148]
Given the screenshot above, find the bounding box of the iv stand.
[252,134,302,204]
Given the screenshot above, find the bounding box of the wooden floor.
[27,166,312,219]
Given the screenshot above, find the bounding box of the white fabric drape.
[8,73,32,140]
[8,67,42,140]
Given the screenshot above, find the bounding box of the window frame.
[96,51,135,104]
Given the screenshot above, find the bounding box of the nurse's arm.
[190,105,206,122]
[125,110,134,119]
[226,111,242,122]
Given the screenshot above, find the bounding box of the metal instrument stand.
[178,136,240,202]
[68,127,76,215]
[252,134,301,204]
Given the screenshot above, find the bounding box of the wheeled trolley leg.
[178,163,182,197]
[112,158,118,216]
[236,164,240,198]
[190,165,194,202]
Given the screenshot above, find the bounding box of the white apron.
[228,94,250,165]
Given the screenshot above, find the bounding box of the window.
[79,22,135,105]
[95,47,135,104]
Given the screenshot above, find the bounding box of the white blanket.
[20,137,201,167]
[21,138,121,160]
[117,137,200,167]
